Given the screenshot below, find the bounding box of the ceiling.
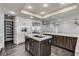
[0,3,79,20]
[23,3,71,16]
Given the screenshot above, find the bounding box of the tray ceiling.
[0,3,78,19]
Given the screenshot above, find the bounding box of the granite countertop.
[24,34,52,41]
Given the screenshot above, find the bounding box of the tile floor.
[0,43,74,56]
[51,46,74,56]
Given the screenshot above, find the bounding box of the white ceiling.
[0,3,25,13]
[0,3,79,20]
[23,3,71,16]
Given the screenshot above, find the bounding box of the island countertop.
[24,34,52,41]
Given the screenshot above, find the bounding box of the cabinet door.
[65,37,77,51]
[51,35,54,44]
[29,39,34,55]
[40,39,51,56]
[29,39,39,56]
[25,38,29,50]
[57,36,65,47]
[33,41,39,56]
[53,35,58,45]
[52,35,77,52]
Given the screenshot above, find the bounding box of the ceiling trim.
[21,10,43,18]
[43,4,77,18]
[21,4,77,19]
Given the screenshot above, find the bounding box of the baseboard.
[14,41,25,45]
[0,46,4,52]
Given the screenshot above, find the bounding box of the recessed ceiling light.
[43,3,48,7]
[9,11,16,15]
[40,11,45,14]
[60,3,65,4]
[28,6,32,9]
[30,16,34,18]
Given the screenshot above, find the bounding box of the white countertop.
[24,34,52,41]
[44,32,79,38]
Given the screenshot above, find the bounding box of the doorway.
[4,14,15,47]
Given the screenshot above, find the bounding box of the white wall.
[0,13,4,50]
[42,14,79,35]
[58,21,76,34]
[42,22,59,33]
[14,16,32,44]
[42,24,55,33]
[57,16,79,34]
[14,16,42,44]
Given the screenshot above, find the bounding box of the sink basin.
[33,35,44,38]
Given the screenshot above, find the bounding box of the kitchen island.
[25,34,52,56]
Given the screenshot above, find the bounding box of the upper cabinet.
[32,22,40,26]
[32,22,41,34]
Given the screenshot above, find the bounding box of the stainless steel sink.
[33,35,44,38]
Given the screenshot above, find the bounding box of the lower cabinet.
[29,39,34,55]
[29,39,39,55]
[25,37,51,56]
[52,35,77,52]
[25,38,29,50]
[40,39,51,56]
[33,41,40,55]
[44,34,77,52]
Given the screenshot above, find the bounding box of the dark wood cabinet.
[40,39,51,56]
[25,37,51,56]
[25,38,29,50]
[44,34,77,52]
